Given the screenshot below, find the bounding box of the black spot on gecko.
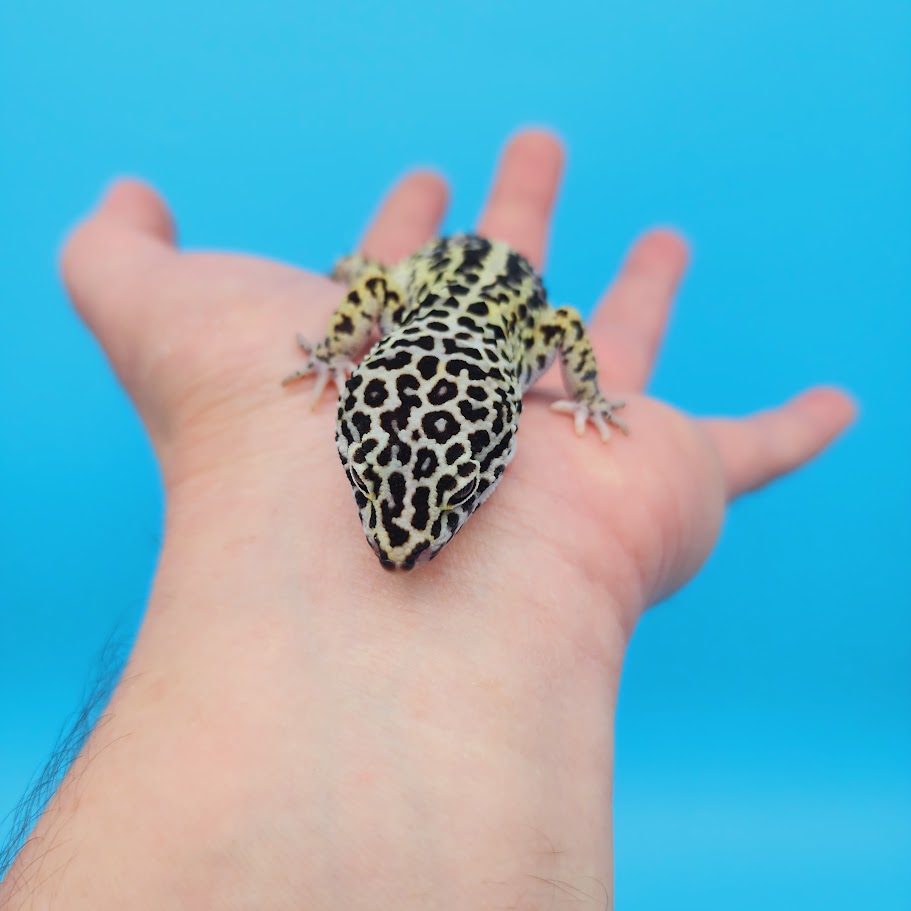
[446,359,486,381]
[391,334,435,351]
[370,350,412,370]
[381,513,410,548]
[376,439,412,467]
[480,432,512,473]
[442,338,483,359]
[468,429,490,456]
[410,486,431,531]
[458,400,489,423]
[417,355,439,379]
[466,385,488,401]
[540,324,561,345]
[413,448,439,479]
[350,410,371,438]
[422,410,460,443]
[504,253,526,285]
[336,314,355,335]
[387,471,407,513]
[363,378,389,406]
[428,378,458,405]
[455,241,491,275]
[380,407,412,437]
[353,439,378,462]
[467,301,489,317]
[445,442,465,464]
[404,540,430,567]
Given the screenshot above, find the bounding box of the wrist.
[3,450,629,910]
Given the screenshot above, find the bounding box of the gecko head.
[335,358,515,570]
[339,433,483,570]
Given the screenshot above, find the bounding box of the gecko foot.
[282,334,356,407]
[551,398,629,443]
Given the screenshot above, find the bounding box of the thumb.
[60,179,178,373]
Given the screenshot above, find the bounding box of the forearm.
[2,463,631,910]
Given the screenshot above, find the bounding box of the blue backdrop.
[1,0,908,906]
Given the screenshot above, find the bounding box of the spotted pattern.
[285,234,626,570]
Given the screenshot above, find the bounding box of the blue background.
[1,0,908,905]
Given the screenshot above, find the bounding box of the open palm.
[63,130,853,630]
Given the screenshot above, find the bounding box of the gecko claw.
[551,399,628,443]
[283,337,356,407]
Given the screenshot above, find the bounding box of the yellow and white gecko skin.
[284,234,627,570]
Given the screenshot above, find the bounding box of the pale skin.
[0,130,854,910]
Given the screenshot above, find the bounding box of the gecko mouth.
[374,540,434,571]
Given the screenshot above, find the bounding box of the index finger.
[475,129,565,270]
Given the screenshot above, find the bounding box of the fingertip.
[504,126,567,167]
[630,227,691,273]
[476,126,566,269]
[59,179,177,335]
[394,168,450,221]
[98,178,178,245]
[703,384,859,500]
[499,128,566,195]
[788,385,859,437]
[360,168,450,263]
[401,168,449,197]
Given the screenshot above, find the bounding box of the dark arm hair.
[0,630,129,882]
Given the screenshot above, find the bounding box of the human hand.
[2,129,852,911]
[63,130,853,636]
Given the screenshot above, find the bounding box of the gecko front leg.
[283,262,407,406]
[530,305,629,442]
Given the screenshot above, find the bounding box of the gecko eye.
[443,474,478,509]
[349,466,373,499]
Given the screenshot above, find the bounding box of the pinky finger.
[701,387,857,500]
